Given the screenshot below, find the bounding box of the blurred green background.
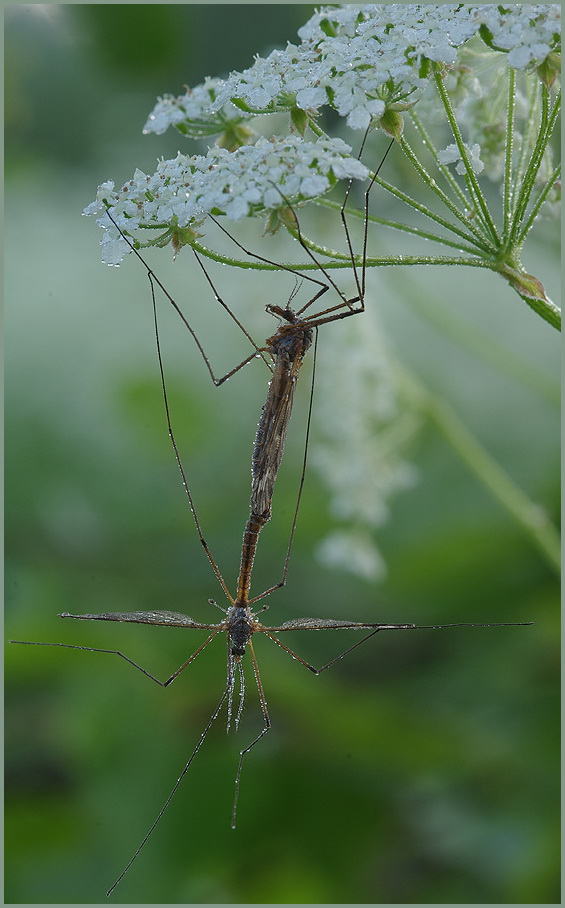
[5,4,559,905]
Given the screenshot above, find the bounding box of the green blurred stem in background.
[403,370,561,575]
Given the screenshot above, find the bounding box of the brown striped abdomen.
[235,512,267,604]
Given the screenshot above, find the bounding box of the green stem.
[507,86,560,249]
[502,67,516,243]
[316,197,485,257]
[307,119,327,139]
[189,235,559,329]
[190,237,501,272]
[409,109,469,209]
[430,396,560,574]
[190,234,560,335]
[507,97,547,245]
[296,234,495,269]
[368,165,494,254]
[402,372,560,575]
[433,66,500,245]
[398,134,497,254]
[386,269,559,405]
[512,76,539,204]
[517,161,561,243]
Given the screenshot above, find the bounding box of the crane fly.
[10,136,532,897]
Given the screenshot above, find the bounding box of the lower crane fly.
[10,141,532,897]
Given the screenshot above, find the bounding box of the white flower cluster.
[142,76,252,138]
[475,3,561,69]
[438,142,485,174]
[83,135,369,264]
[85,4,559,264]
[209,39,397,131]
[183,4,559,132]
[312,309,418,580]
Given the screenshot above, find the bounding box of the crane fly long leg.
[105,209,272,383]
[162,630,224,686]
[338,127,373,304]
[147,271,267,386]
[259,630,336,674]
[259,624,411,675]
[8,639,177,686]
[150,278,234,606]
[11,611,225,686]
[106,681,231,900]
[278,133,395,318]
[208,213,329,297]
[339,134,396,304]
[260,619,534,675]
[299,296,362,324]
[231,639,271,830]
[191,251,274,375]
[260,129,381,315]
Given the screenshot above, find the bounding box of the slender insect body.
[252,310,314,520]
[237,312,314,607]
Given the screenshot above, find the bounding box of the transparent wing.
[262,618,416,632]
[59,610,223,630]
[262,618,532,632]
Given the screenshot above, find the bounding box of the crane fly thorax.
[266,324,313,364]
[228,605,254,657]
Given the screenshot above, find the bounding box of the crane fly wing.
[262,618,533,632]
[263,618,416,631]
[58,610,222,629]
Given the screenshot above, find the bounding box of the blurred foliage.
[5,5,559,905]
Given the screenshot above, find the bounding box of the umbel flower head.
[84,4,559,264]
[84,3,560,264]
[145,5,560,135]
[83,135,369,265]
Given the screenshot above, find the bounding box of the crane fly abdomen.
[236,512,266,602]
[252,321,313,518]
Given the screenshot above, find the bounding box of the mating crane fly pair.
[11,138,531,897]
